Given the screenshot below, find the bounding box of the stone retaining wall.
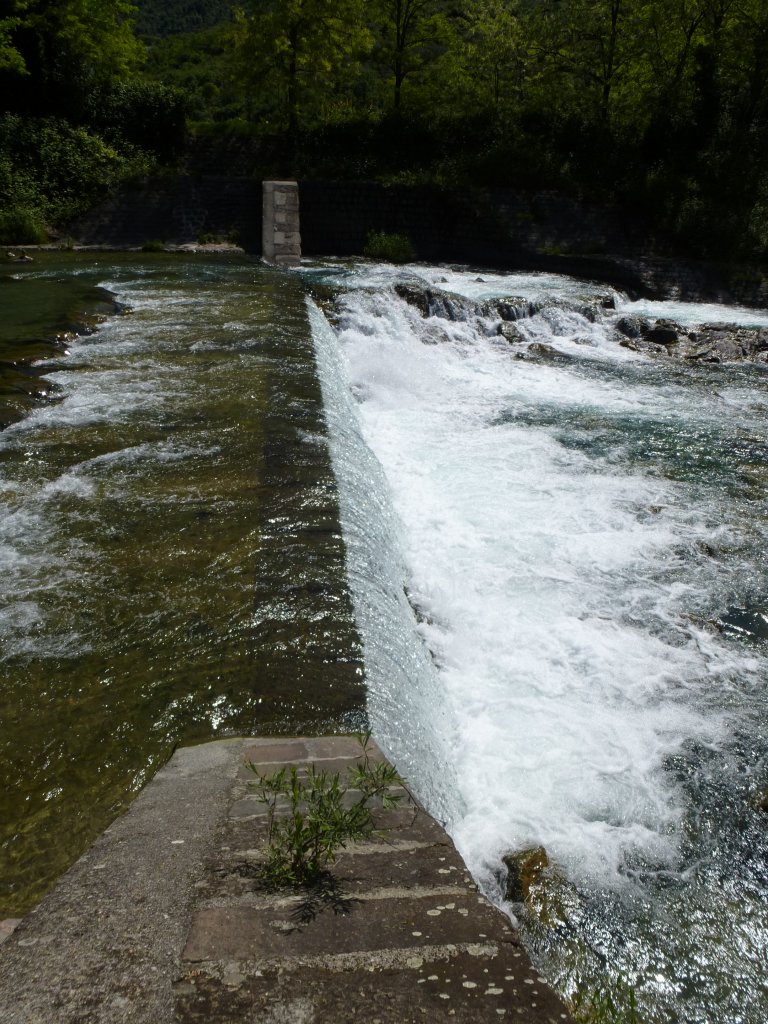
[68,176,768,307]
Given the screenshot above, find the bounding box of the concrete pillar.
[262,181,301,265]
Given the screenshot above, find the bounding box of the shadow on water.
[0,253,365,916]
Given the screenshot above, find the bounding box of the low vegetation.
[363,230,415,263]
[246,731,404,887]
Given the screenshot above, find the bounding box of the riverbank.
[0,736,574,1024]
[61,176,768,309]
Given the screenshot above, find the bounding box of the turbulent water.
[305,260,768,1024]
[2,252,767,1023]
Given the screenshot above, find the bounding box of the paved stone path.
[0,737,574,1024]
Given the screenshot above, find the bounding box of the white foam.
[313,271,766,898]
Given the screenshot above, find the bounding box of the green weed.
[246,730,405,887]
[363,230,415,264]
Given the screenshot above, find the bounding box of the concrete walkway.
[0,737,574,1024]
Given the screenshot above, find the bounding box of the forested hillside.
[134,0,234,37]
[2,0,767,263]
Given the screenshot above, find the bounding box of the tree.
[234,0,371,140]
[372,0,452,111]
[442,0,527,112]
[1,0,142,117]
[0,2,28,76]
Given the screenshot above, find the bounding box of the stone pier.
[262,180,301,265]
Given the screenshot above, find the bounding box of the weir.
[0,254,363,919]
[2,253,768,1024]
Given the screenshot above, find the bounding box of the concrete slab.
[0,737,576,1024]
[177,736,575,1024]
[175,950,572,1024]
[0,738,243,1024]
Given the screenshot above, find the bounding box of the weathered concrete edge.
[0,738,245,1024]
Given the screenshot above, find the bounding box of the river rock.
[642,319,681,345]
[394,282,431,317]
[681,324,768,362]
[394,282,480,323]
[527,342,571,361]
[615,315,648,339]
[611,316,768,364]
[491,298,532,322]
[498,322,525,344]
[502,846,551,903]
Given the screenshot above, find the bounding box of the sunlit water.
[305,260,768,1024]
[0,254,363,915]
[3,252,767,1023]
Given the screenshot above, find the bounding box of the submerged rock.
[527,342,572,361]
[502,846,551,903]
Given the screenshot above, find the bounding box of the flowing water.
[304,260,768,1024]
[0,253,364,916]
[2,252,767,1023]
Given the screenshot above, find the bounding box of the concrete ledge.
[0,738,575,1024]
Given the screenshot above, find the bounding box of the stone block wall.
[69,174,262,248]
[67,174,768,307]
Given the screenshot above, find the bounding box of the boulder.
[394,282,431,317]
[492,298,532,322]
[615,315,648,339]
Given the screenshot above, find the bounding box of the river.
[1,252,767,1024]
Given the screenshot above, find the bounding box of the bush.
[0,207,48,244]
[363,230,416,264]
[141,239,166,252]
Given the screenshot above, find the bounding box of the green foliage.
[2,0,767,261]
[364,229,416,263]
[85,79,187,161]
[0,206,47,244]
[0,113,153,225]
[370,0,455,112]
[246,731,404,887]
[0,3,28,76]
[1,0,143,120]
[233,0,373,137]
[140,23,240,126]
[135,0,234,37]
[141,238,166,251]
